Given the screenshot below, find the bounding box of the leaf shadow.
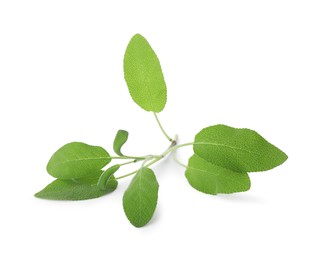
[216,193,266,204]
[151,156,173,180]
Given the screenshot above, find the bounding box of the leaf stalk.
[115,136,194,180]
[153,112,173,142]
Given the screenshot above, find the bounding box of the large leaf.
[113,130,129,156]
[47,142,111,179]
[123,34,167,112]
[123,167,159,227]
[185,155,250,194]
[35,170,118,200]
[194,125,288,172]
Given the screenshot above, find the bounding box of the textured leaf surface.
[47,142,111,179]
[113,130,129,156]
[123,34,167,112]
[185,155,250,194]
[97,165,120,191]
[123,167,159,227]
[194,125,288,172]
[35,171,118,200]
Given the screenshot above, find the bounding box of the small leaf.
[47,142,111,179]
[123,34,167,112]
[123,167,159,227]
[113,130,129,156]
[185,155,250,194]
[35,170,118,200]
[97,165,121,191]
[194,125,288,172]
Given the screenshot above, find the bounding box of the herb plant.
[35,34,288,228]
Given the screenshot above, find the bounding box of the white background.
[1,1,323,259]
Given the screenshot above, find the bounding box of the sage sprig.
[35,34,288,228]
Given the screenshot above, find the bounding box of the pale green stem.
[141,155,154,167]
[153,112,172,142]
[116,138,194,180]
[116,154,156,180]
[119,160,137,166]
[110,156,145,161]
[115,169,139,180]
[172,153,188,168]
[161,142,194,157]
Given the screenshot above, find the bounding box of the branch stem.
[110,156,145,160]
[153,112,172,142]
[172,153,188,168]
[116,137,194,180]
[119,160,137,166]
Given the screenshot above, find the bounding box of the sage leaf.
[97,164,121,191]
[73,169,106,184]
[47,142,111,179]
[113,130,129,156]
[123,34,167,112]
[123,167,159,227]
[194,125,288,172]
[35,170,118,200]
[185,155,250,195]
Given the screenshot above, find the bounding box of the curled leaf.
[113,130,129,156]
[97,165,121,191]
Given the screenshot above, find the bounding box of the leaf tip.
[34,191,45,199]
[132,33,145,39]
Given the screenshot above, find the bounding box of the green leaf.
[185,155,250,195]
[123,34,167,112]
[123,167,159,228]
[194,124,288,172]
[47,142,111,179]
[73,170,105,185]
[97,165,121,191]
[113,130,129,156]
[35,170,118,200]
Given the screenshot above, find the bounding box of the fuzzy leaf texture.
[123,167,159,227]
[113,130,129,156]
[35,170,118,200]
[123,34,167,112]
[185,155,250,194]
[194,125,288,172]
[47,142,111,179]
